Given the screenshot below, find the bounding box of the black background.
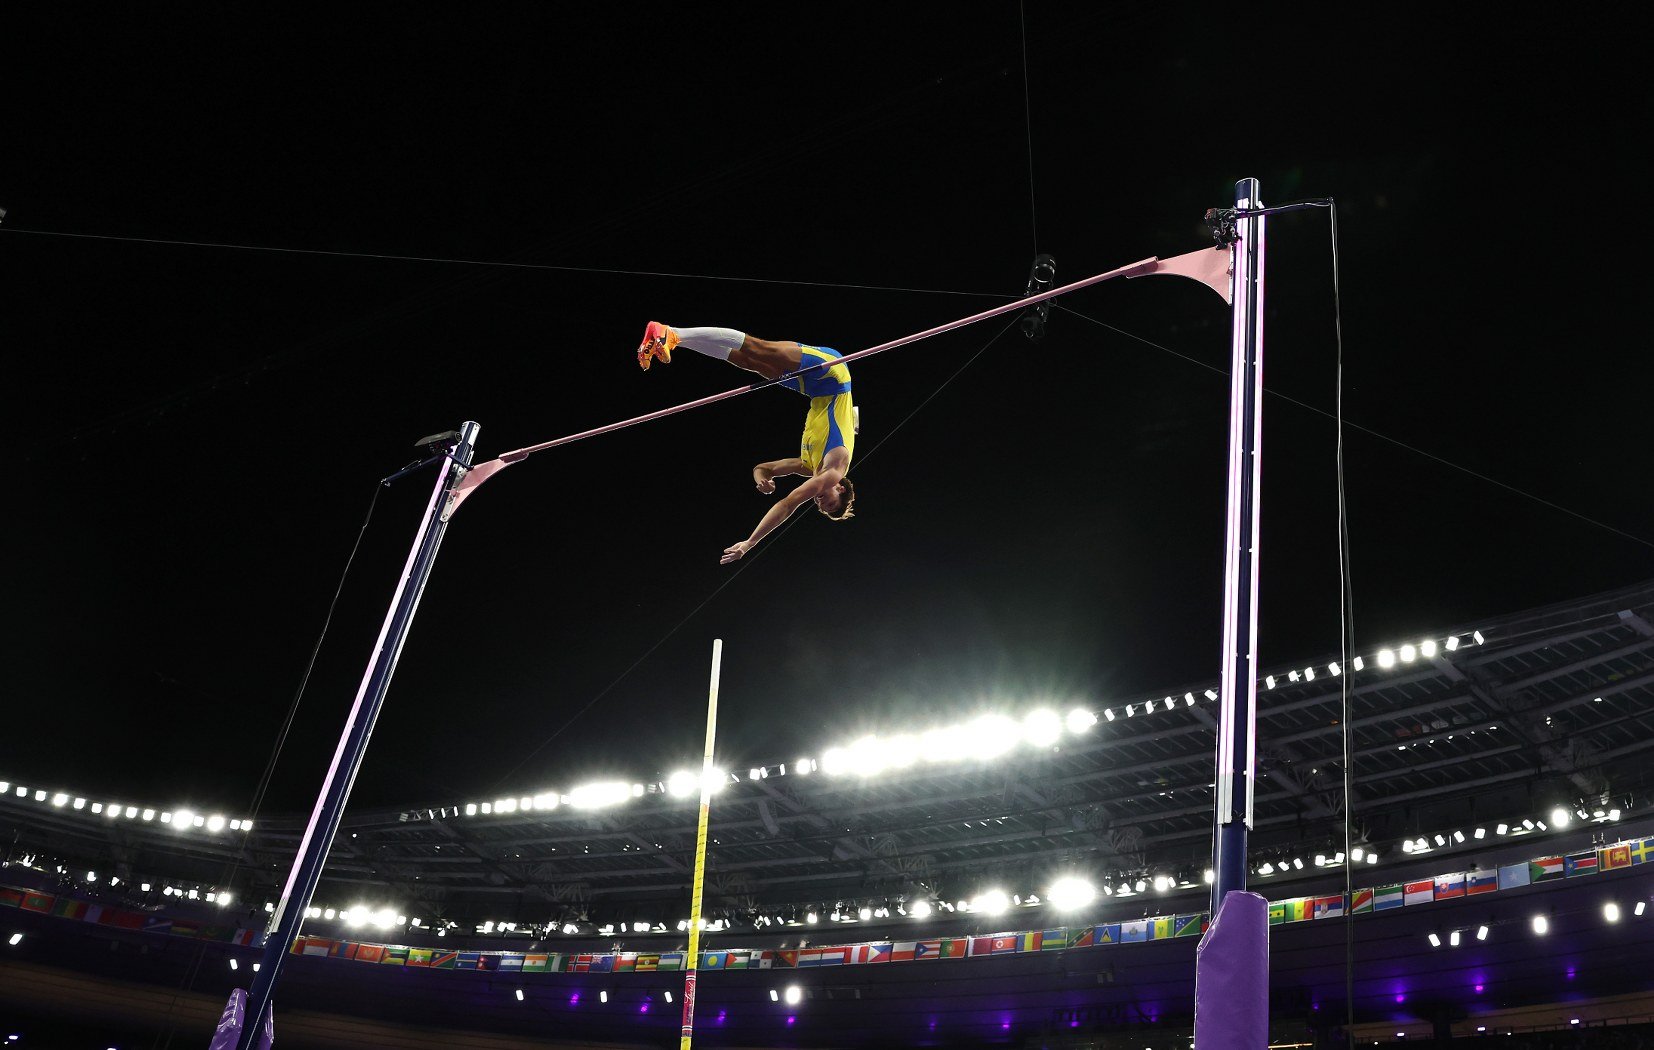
[3,6,1647,817]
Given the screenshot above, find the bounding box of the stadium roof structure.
[4,578,1652,941]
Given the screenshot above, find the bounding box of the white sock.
[672,326,745,361]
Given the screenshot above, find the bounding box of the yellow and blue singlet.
[793,345,854,475]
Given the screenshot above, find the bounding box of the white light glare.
[1550,808,1571,828]
[1065,707,1097,734]
[1048,877,1096,911]
[516,989,525,1002]
[1399,644,1417,663]
[785,985,803,1005]
[1532,915,1548,935]
[909,899,932,919]
[1476,925,1488,940]
[972,889,1010,916]
[566,781,633,809]
[1023,709,1063,747]
[1637,902,1647,917]
[1605,903,1621,923]
[1428,933,1441,947]
[1449,930,1461,947]
[7,934,20,946]
[1420,639,1438,658]
[1203,869,1215,884]
[1377,649,1396,669]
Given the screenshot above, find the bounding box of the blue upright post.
[231,422,480,1050]
[1211,180,1265,912]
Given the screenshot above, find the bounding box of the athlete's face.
[815,484,844,516]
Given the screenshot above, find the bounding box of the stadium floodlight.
[51,793,67,807]
[1420,639,1438,658]
[1104,708,1116,721]
[967,715,1020,759]
[1476,925,1488,940]
[566,781,632,809]
[1496,823,1509,835]
[1474,828,1486,839]
[1377,650,1396,669]
[858,906,872,921]
[973,890,1010,916]
[1550,808,1571,828]
[1427,933,1441,947]
[1434,834,1446,847]
[785,985,803,1005]
[1265,675,1276,690]
[1532,915,1548,935]
[1304,666,1316,681]
[1473,631,1485,645]
[1049,878,1095,911]
[1352,655,1365,670]
[1367,852,1379,864]
[515,989,525,1002]
[1065,708,1097,733]
[206,815,226,832]
[909,900,932,919]
[806,912,818,925]
[1328,662,1342,676]
[1449,930,1461,947]
[1350,847,1365,862]
[1605,903,1621,923]
[1203,869,1215,884]
[1258,862,1275,875]
[1453,830,1465,843]
[1399,644,1417,663]
[174,810,195,830]
[667,771,698,798]
[770,990,780,1003]
[1023,709,1062,747]
[1636,902,1647,917]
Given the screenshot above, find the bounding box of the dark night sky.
[3,7,1648,820]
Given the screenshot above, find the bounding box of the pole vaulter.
[221,198,1284,1049]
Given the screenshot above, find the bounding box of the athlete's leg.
[729,335,802,381]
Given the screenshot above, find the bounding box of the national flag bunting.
[1067,926,1095,948]
[1174,914,1205,937]
[434,950,460,969]
[1403,880,1434,906]
[1094,923,1123,944]
[1351,888,1375,914]
[1630,838,1654,865]
[1311,895,1345,920]
[1374,885,1404,911]
[1601,844,1632,871]
[1150,917,1174,939]
[1017,931,1042,952]
[1530,856,1564,882]
[354,944,385,963]
[1041,928,1068,950]
[1120,919,1149,943]
[1434,873,1465,900]
[1564,851,1598,877]
[890,942,918,962]
[1466,870,1497,895]
[1498,863,1531,890]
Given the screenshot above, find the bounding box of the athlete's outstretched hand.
[753,466,776,494]
[721,540,751,565]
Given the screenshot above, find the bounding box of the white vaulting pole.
[680,639,723,1050]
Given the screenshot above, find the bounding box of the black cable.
[1018,0,1039,254]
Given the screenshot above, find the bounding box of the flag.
[349,943,380,963]
[1631,838,1654,865]
[51,898,87,921]
[1565,851,1598,877]
[1434,873,1465,900]
[1466,870,1498,895]
[1268,902,1285,925]
[1094,923,1122,944]
[1498,863,1531,890]
[1403,880,1434,906]
[1351,889,1375,914]
[1120,919,1149,943]
[434,951,461,970]
[938,937,966,959]
[1174,914,1205,937]
[800,946,850,967]
[1018,931,1043,952]
[755,951,774,969]
[458,951,483,970]
[854,944,892,964]
[0,887,23,908]
[1067,926,1095,948]
[1601,844,1632,871]
[591,955,615,973]
[1041,928,1067,950]
[406,948,433,967]
[1312,895,1345,920]
[990,935,1018,955]
[1374,885,1404,911]
[699,952,724,970]
[1150,917,1174,939]
[658,952,685,970]
[611,953,636,973]
[724,951,751,970]
[772,950,799,968]
[102,910,143,930]
[330,941,358,960]
[1530,856,1564,882]
[890,942,918,963]
[1284,900,1309,923]
[613,953,640,971]
[522,954,551,973]
[20,892,54,914]
[379,946,408,966]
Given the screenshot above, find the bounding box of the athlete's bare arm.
[753,457,810,494]
[721,468,842,565]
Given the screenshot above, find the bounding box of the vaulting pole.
[680,638,723,1050]
[231,423,480,1050]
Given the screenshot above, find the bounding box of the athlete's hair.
[822,477,856,521]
